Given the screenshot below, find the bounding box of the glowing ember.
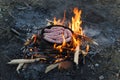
[32,34,37,43]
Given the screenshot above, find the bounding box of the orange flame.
[69,8,83,35]
[32,34,37,43]
[53,7,89,54]
[70,34,81,51]
[54,34,66,52]
[84,44,89,56]
[53,10,66,25]
[69,7,83,49]
[86,44,89,53]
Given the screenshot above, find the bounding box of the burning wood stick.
[74,45,80,65]
[45,63,59,73]
[74,44,89,65]
[8,58,46,64]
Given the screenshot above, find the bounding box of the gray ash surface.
[0,0,120,80]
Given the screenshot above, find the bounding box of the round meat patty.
[43,26,73,44]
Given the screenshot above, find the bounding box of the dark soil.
[0,0,120,80]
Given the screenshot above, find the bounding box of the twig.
[24,2,32,9]
[14,35,26,42]
[45,63,59,73]
[11,28,21,36]
[11,28,26,42]
[74,45,80,65]
[0,27,6,30]
[16,63,24,74]
[78,35,99,45]
[8,12,16,19]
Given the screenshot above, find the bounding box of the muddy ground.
[0,0,120,80]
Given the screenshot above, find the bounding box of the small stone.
[88,64,91,67]
[118,70,120,73]
[99,75,104,80]
[5,19,8,21]
[90,65,94,70]
[116,73,119,77]
[0,14,3,18]
[95,63,99,67]
[118,49,120,53]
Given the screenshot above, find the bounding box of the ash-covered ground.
[0,0,120,80]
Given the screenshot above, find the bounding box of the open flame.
[53,7,89,55]
[53,10,66,26]
[54,34,67,53]
[9,7,99,73]
[69,8,83,35]
[23,7,92,62]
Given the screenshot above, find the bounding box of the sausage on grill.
[43,26,72,44]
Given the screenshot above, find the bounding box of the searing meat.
[43,26,72,44]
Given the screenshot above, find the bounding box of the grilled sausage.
[43,26,72,43]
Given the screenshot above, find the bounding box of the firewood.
[74,45,80,65]
[45,63,59,73]
[7,58,46,64]
[16,63,24,74]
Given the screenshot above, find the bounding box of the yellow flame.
[53,11,66,25]
[70,34,80,51]
[53,7,88,53]
[69,7,83,49]
[54,34,66,52]
[69,7,83,35]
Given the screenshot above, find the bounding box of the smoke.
[83,26,101,37]
[83,25,114,46]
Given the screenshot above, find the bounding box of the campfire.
[8,7,98,73]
